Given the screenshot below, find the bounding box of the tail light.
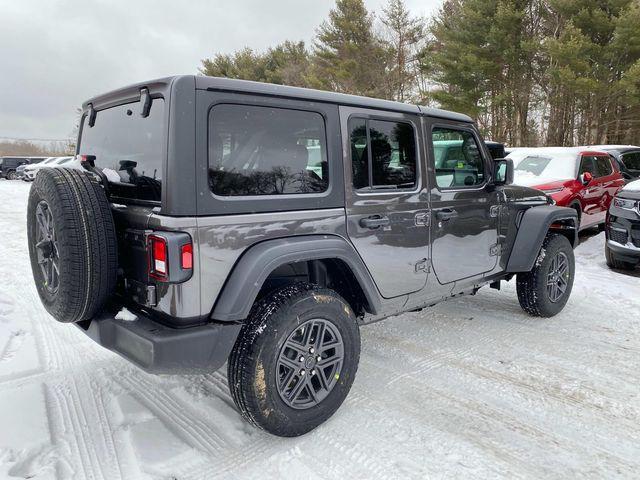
[181,243,193,269]
[148,235,169,280]
[148,232,193,283]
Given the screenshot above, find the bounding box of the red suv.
[511,147,625,229]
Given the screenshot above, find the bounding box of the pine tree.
[200,42,310,87]
[308,0,387,97]
[380,0,425,102]
[422,0,544,145]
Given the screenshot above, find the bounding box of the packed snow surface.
[0,180,639,479]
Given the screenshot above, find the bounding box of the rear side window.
[348,117,417,191]
[208,104,329,196]
[79,99,165,202]
[432,127,485,188]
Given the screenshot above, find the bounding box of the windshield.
[78,99,165,202]
[515,153,577,183]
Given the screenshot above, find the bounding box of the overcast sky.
[0,0,442,140]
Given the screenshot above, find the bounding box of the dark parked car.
[605,179,640,270]
[588,145,640,181]
[0,156,46,179]
[27,76,578,437]
[1,157,30,179]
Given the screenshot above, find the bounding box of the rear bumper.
[76,309,241,374]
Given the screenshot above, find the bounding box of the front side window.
[208,104,328,196]
[349,117,417,190]
[579,156,597,176]
[432,127,485,188]
[78,99,165,202]
[595,156,613,177]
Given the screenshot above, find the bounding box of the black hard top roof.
[84,75,473,123]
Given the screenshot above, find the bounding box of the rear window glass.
[208,104,329,196]
[78,99,165,202]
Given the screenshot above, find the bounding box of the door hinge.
[414,211,431,227]
[489,243,501,256]
[415,258,430,273]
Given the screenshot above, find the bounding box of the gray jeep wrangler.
[27,76,578,437]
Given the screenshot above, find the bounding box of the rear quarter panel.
[196,210,348,317]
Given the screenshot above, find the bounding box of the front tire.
[228,282,360,437]
[517,233,575,317]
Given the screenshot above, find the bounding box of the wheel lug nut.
[309,347,315,354]
[316,355,321,362]
[299,356,305,362]
[300,369,306,376]
[310,369,316,376]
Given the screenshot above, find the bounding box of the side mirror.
[492,158,513,186]
[580,171,593,185]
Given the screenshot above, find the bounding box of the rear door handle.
[436,209,458,221]
[359,215,390,229]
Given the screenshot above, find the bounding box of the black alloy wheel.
[276,318,344,409]
[34,200,60,294]
[546,251,569,303]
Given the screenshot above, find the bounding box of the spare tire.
[27,168,118,322]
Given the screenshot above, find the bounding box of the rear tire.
[516,233,575,317]
[605,243,636,270]
[228,282,360,437]
[27,168,118,322]
[6,170,16,180]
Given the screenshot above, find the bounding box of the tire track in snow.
[113,370,281,480]
[0,330,27,363]
[45,373,127,480]
[381,309,529,387]
[114,370,229,455]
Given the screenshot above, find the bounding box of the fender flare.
[210,235,382,321]
[506,205,578,273]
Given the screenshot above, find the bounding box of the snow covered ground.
[0,179,638,480]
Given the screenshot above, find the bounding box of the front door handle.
[436,209,458,221]
[359,215,390,229]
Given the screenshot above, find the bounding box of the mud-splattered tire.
[27,168,118,322]
[227,282,360,437]
[516,233,575,317]
[605,243,636,270]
